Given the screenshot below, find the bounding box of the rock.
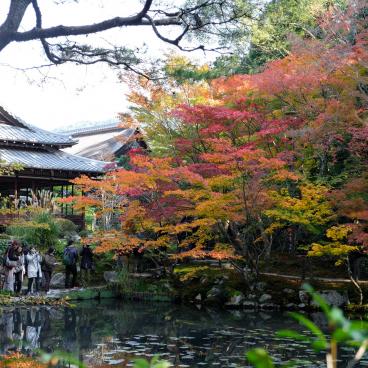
[285,303,297,309]
[243,301,256,309]
[299,290,309,304]
[259,312,272,320]
[259,293,272,303]
[247,293,256,300]
[255,282,267,291]
[103,271,119,283]
[206,286,223,302]
[200,277,208,285]
[260,303,279,310]
[195,294,202,301]
[214,277,225,285]
[298,303,306,308]
[312,290,348,307]
[50,273,65,289]
[225,292,245,307]
[283,288,295,294]
[229,310,243,318]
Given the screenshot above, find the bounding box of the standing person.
[3,240,20,292]
[13,243,25,295]
[26,246,42,295]
[41,248,57,293]
[25,308,42,351]
[63,240,78,289]
[80,244,93,286]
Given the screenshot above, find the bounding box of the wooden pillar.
[60,185,63,215]
[14,175,18,209]
[71,184,74,215]
[65,185,69,216]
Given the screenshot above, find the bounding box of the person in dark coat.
[63,240,79,289]
[41,248,57,293]
[3,241,22,292]
[13,243,25,294]
[80,244,93,286]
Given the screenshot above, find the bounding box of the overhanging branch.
[0,0,254,69]
[12,16,179,44]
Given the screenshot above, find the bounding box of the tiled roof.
[56,119,121,137]
[66,128,136,160]
[0,106,76,147]
[0,123,76,147]
[0,148,107,173]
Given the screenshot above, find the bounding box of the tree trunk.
[0,0,32,51]
[346,257,363,305]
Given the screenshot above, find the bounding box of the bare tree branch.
[31,0,63,64]
[0,0,253,72]
[0,0,159,50]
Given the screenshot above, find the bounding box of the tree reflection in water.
[0,301,332,367]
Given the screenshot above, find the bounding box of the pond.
[0,299,366,367]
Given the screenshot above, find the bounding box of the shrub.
[55,218,77,238]
[7,210,60,250]
[0,237,9,265]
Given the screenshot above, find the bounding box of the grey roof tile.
[0,106,76,146]
[0,123,76,146]
[73,128,136,159]
[56,119,121,136]
[0,148,107,173]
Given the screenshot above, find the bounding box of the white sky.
[0,1,208,129]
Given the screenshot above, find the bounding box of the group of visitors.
[1,239,94,295]
[2,241,57,295]
[63,240,94,288]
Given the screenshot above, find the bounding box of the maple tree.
[69,96,301,279]
[264,184,335,252]
[64,0,368,296]
[309,224,363,304]
[121,55,215,157]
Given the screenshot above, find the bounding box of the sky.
[0,0,207,130]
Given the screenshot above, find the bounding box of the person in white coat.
[26,246,42,295]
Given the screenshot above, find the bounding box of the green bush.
[55,218,77,238]
[0,238,9,264]
[7,210,60,250]
[54,238,67,257]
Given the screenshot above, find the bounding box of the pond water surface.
[0,299,366,367]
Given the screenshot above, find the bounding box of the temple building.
[59,120,147,161]
[0,106,107,225]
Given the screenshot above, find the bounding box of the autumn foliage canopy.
[64,0,368,275]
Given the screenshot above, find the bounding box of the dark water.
[0,300,366,367]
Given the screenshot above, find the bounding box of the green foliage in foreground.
[130,284,368,368]
[247,284,368,368]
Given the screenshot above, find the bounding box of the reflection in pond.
[0,300,364,367]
